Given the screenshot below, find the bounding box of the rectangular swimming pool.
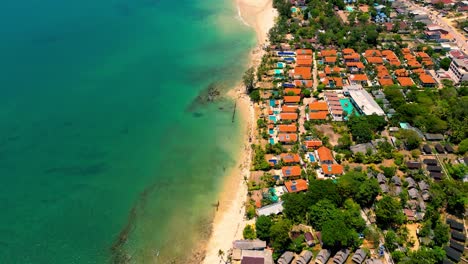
[269,138,275,144]
[269,115,277,122]
[308,153,316,162]
[339,98,360,117]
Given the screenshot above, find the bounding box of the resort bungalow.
[281,166,302,179]
[344,53,361,63]
[285,179,308,193]
[304,140,323,150]
[256,201,284,216]
[333,249,350,264]
[308,101,329,121]
[346,62,365,73]
[283,96,301,105]
[352,249,367,264]
[419,74,437,87]
[280,153,300,164]
[317,146,334,164]
[279,113,298,121]
[284,88,301,95]
[297,56,313,67]
[278,133,298,144]
[397,77,415,87]
[295,250,313,264]
[278,251,294,264]
[293,67,312,79]
[282,105,298,113]
[348,74,368,86]
[278,124,297,133]
[315,249,331,264]
[321,164,344,177]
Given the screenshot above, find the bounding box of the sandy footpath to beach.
[201,1,276,263]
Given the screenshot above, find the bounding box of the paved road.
[402,0,468,52]
[313,53,318,90]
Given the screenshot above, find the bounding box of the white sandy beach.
[201,1,277,263]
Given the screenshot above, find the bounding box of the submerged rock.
[186,82,223,112]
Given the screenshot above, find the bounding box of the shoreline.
[201,0,277,263]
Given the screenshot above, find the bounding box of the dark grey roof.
[380,183,389,193]
[377,173,387,184]
[450,239,464,252]
[333,249,350,264]
[408,188,419,199]
[430,171,443,180]
[435,144,445,153]
[425,133,444,141]
[394,186,402,196]
[406,177,416,188]
[447,219,464,232]
[352,249,367,264]
[445,246,462,262]
[241,256,264,264]
[427,166,442,172]
[451,230,466,242]
[422,144,432,154]
[423,159,438,165]
[233,240,267,250]
[278,251,294,264]
[421,190,430,201]
[364,259,383,264]
[392,176,402,186]
[295,250,313,264]
[443,258,454,264]
[418,181,429,191]
[406,161,421,169]
[445,144,454,153]
[315,249,331,264]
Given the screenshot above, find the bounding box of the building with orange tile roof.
[285,179,308,193]
[297,59,313,67]
[349,74,368,85]
[309,111,328,120]
[280,113,298,120]
[296,49,313,55]
[321,164,344,176]
[402,48,411,54]
[278,133,298,143]
[305,140,323,149]
[319,49,337,57]
[324,66,343,75]
[324,56,337,64]
[294,80,313,87]
[317,146,334,164]
[397,77,415,87]
[407,60,421,68]
[412,68,425,75]
[280,153,301,163]
[309,101,329,111]
[346,62,365,73]
[285,88,301,95]
[419,74,437,87]
[282,105,298,113]
[395,69,409,77]
[278,124,297,132]
[322,77,344,88]
[342,48,355,55]
[297,55,312,60]
[379,78,394,86]
[281,166,302,178]
[293,67,311,79]
[365,49,382,57]
[344,53,360,62]
[284,96,301,104]
[366,57,384,64]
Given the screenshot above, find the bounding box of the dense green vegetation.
[384,86,468,142]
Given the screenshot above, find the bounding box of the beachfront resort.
[220,0,468,263]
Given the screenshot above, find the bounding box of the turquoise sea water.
[0,0,255,263]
